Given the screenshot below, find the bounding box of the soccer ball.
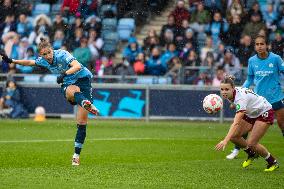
[203,94,223,114]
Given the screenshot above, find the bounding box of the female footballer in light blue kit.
[227,34,284,160]
[0,38,99,166]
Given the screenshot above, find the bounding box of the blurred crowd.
[0,0,284,86]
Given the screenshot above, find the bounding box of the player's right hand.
[0,52,13,64]
[56,72,66,84]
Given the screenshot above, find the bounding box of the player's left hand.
[57,72,66,84]
[215,140,227,151]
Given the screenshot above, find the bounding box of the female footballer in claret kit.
[215,75,279,172]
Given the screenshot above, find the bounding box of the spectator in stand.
[73,37,92,68]
[212,66,225,87]
[16,37,30,60]
[69,16,84,39]
[96,56,113,76]
[170,0,190,28]
[84,15,101,35]
[270,31,284,57]
[61,0,81,18]
[175,19,191,50]
[161,43,179,66]
[143,28,160,55]
[225,15,244,48]
[194,69,212,86]
[183,49,200,67]
[69,27,84,50]
[16,13,33,38]
[0,14,17,38]
[28,14,52,45]
[2,32,20,74]
[87,28,104,63]
[202,0,222,13]
[122,37,142,65]
[182,49,200,84]
[0,80,28,119]
[160,29,175,48]
[263,3,278,32]
[145,46,167,76]
[166,57,182,84]
[160,15,177,46]
[180,28,197,52]
[52,29,65,50]
[0,0,17,23]
[216,46,241,82]
[200,36,214,62]
[133,53,145,75]
[214,42,225,62]
[189,2,210,33]
[242,13,266,39]
[205,11,228,48]
[236,34,254,67]
[246,1,263,21]
[201,51,215,68]
[51,14,68,39]
[226,0,246,22]
[113,58,135,78]
[16,47,35,74]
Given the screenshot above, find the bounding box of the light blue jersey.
[243,52,284,104]
[35,49,93,85]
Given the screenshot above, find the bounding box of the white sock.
[73,153,80,158]
[265,152,270,160]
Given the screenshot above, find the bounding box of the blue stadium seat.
[42,74,57,83]
[51,4,62,17]
[101,18,117,33]
[102,32,119,55]
[99,4,117,18]
[33,3,51,16]
[118,18,135,31]
[117,18,135,41]
[23,75,41,83]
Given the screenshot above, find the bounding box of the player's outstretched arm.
[215,111,245,151]
[66,60,81,75]
[0,52,36,66]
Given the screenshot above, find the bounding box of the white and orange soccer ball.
[203,94,223,114]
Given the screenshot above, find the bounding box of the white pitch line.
[0,138,176,143]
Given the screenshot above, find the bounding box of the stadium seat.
[51,4,62,17]
[136,77,154,84]
[23,75,41,83]
[42,74,57,83]
[101,18,117,33]
[102,32,119,55]
[99,4,117,18]
[32,3,51,17]
[117,18,135,41]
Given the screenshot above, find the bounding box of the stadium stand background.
[1,0,284,85]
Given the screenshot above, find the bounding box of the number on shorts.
[262,111,269,118]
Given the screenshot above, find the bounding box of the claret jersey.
[35,49,93,85]
[231,87,272,118]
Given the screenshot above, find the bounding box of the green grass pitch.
[0,119,283,188]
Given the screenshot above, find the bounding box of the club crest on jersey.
[58,64,62,68]
[268,63,273,68]
[236,104,240,111]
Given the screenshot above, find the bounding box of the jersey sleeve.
[242,59,254,88]
[235,98,247,113]
[35,57,46,67]
[62,50,76,65]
